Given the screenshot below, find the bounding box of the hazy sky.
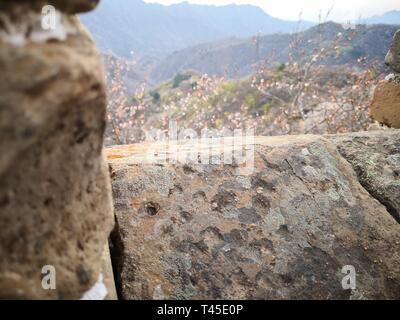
[144,0,400,22]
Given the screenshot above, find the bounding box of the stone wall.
[1,1,399,300]
[107,131,400,300]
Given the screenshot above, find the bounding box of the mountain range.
[81,0,400,61]
[148,22,399,84]
[362,10,400,25]
[80,0,313,59]
[80,1,400,88]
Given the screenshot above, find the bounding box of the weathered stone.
[385,30,400,73]
[0,0,100,14]
[0,9,113,298]
[328,130,400,223]
[107,133,400,300]
[370,30,400,129]
[370,80,400,129]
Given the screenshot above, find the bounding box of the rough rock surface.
[385,29,400,73]
[107,132,400,300]
[328,130,400,223]
[0,2,113,299]
[370,81,400,129]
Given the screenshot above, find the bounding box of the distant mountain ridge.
[361,10,400,25]
[80,2,400,88]
[147,22,398,85]
[80,0,313,58]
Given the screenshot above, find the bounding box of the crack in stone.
[359,184,400,224]
[336,154,400,224]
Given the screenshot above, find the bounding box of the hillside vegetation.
[102,22,397,145]
[106,64,380,145]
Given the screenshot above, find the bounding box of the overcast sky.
[144,0,400,22]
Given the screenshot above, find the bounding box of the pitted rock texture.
[328,130,400,223]
[0,10,113,298]
[107,133,400,300]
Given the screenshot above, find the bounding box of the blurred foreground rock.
[107,131,400,300]
[0,1,114,299]
[0,0,99,14]
[101,245,118,300]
